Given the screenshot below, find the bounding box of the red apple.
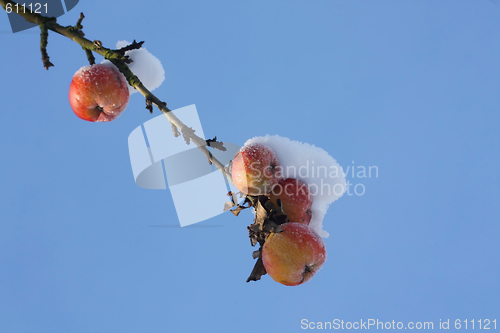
[231,143,281,195]
[262,222,326,286]
[270,178,313,224]
[68,64,130,122]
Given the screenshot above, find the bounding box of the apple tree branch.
[0,0,232,182]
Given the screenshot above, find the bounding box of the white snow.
[101,40,165,95]
[244,135,346,238]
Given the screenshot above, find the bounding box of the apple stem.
[84,48,96,65]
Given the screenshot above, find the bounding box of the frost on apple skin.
[69,64,130,122]
[231,143,281,196]
[270,178,313,224]
[261,222,327,286]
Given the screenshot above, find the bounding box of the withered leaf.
[229,191,238,205]
[230,205,248,216]
[264,220,283,233]
[254,199,268,226]
[248,224,261,233]
[223,201,235,212]
[246,256,267,282]
[252,250,261,259]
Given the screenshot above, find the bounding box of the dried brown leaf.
[230,205,247,216]
[246,256,267,282]
[223,201,235,212]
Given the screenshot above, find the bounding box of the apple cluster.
[231,143,327,286]
[68,64,130,122]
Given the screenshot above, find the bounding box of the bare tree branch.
[0,0,233,183]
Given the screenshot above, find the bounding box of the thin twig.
[75,12,84,30]
[84,47,95,65]
[39,24,53,70]
[117,40,144,54]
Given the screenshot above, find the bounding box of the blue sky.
[1,1,499,332]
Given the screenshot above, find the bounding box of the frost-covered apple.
[68,64,130,122]
[244,135,347,238]
[270,178,313,224]
[231,143,281,196]
[262,222,326,286]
